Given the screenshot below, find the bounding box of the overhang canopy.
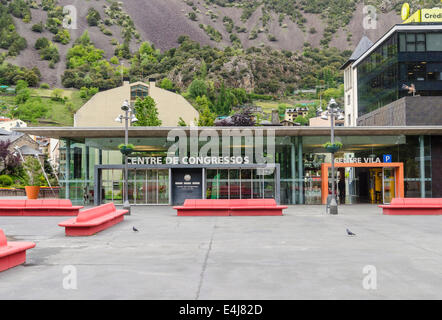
[13,126,442,142]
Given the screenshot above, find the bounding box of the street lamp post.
[322,98,343,215]
[116,100,138,215]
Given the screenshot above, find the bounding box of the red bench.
[58,203,128,236]
[174,199,287,216]
[379,198,442,215]
[0,229,36,272]
[0,199,83,216]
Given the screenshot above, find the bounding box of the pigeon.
[346,229,356,236]
[133,227,139,232]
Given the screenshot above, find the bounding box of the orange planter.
[25,186,41,200]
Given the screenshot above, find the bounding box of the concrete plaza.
[1,204,442,299]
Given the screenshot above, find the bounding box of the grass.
[0,88,84,126]
[31,88,74,99]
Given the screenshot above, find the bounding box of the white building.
[340,36,373,127]
[0,118,27,131]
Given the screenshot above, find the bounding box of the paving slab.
[0,204,442,299]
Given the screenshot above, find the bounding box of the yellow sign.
[421,8,442,22]
[403,10,421,23]
[402,2,442,23]
[401,3,410,20]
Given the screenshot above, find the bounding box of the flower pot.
[325,145,341,153]
[25,186,40,199]
[119,147,133,156]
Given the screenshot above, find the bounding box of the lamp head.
[114,115,123,123]
[121,100,130,111]
[321,114,329,120]
[131,115,138,123]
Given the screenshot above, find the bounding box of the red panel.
[230,209,283,216]
[0,229,6,247]
[177,209,229,216]
[0,229,35,272]
[0,251,26,272]
[382,208,442,215]
[64,215,125,236]
[0,200,26,207]
[76,203,115,222]
[0,208,23,216]
[175,199,286,216]
[380,198,442,215]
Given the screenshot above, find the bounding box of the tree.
[0,140,21,176]
[177,117,187,126]
[15,80,30,104]
[133,97,162,126]
[12,97,48,123]
[278,104,288,120]
[160,78,174,91]
[188,79,207,99]
[294,115,309,126]
[195,96,215,126]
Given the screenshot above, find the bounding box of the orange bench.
[174,199,287,216]
[379,198,442,215]
[0,229,36,272]
[0,199,83,216]
[58,203,128,236]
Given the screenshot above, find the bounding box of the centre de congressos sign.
[128,156,251,165]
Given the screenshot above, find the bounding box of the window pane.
[416,33,425,42]
[399,34,406,52]
[416,43,425,52]
[426,33,442,51]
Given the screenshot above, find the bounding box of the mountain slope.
[1,0,440,88]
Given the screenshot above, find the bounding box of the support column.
[291,139,296,204]
[85,146,90,181]
[419,135,425,198]
[298,136,304,204]
[65,139,70,200]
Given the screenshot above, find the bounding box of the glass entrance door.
[205,168,275,200]
[101,169,169,205]
[382,167,396,204]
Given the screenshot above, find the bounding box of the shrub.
[32,22,44,33]
[35,37,50,50]
[87,7,101,26]
[53,29,70,44]
[0,175,13,187]
[110,56,119,65]
[40,82,50,89]
[51,88,63,101]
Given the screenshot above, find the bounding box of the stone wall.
[357,96,442,126]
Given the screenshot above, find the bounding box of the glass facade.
[357,30,442,117]
[58,133,433,206]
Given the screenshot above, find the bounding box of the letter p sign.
[383,154,392,163]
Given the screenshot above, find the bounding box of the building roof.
[74,81,199,127]
[18,145,42,156]
[0,131,23,143]
[0,128,12,135]
[13,126,442,141]
[340,35,374,70]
